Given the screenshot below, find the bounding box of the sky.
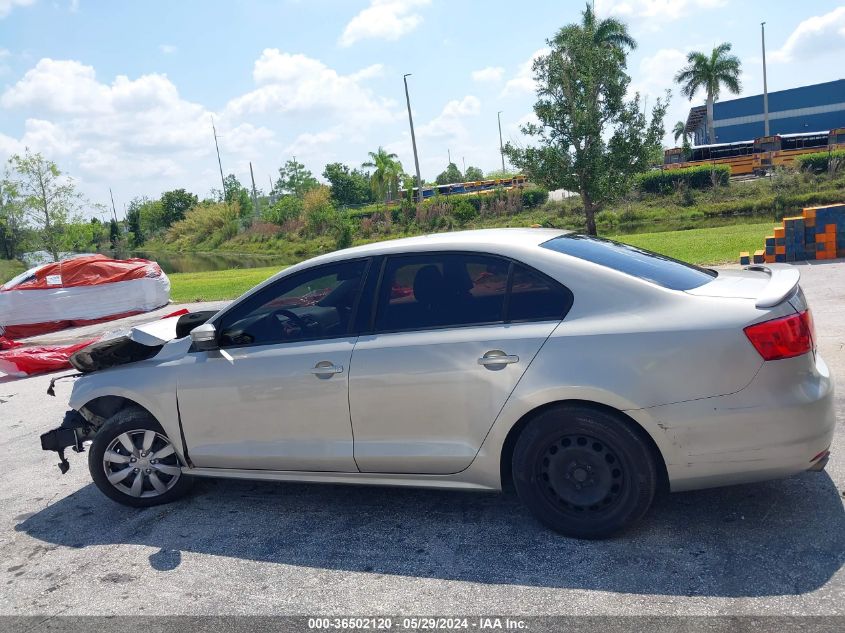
[1,0,845,217]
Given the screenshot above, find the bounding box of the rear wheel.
[512,405,656,539]
[88,408,193,507]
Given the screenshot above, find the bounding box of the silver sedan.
[40,228,835,538]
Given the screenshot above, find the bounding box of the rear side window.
[541,234,716,291]
[508,264,572,322]
[375,253,509,332]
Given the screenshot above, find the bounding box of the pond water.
[100,250,291,274]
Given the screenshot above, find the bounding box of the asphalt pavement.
[1,262,843,617]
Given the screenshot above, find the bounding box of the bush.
[334,218,354,250]
[164,202,240,250]
[452,199,479,225]
[264,196,303,226]
[520,187,549,208]
[303,186,337,236]
[635,164,730,194]
[795,149,845,173]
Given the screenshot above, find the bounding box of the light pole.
[403,74,423,201]
[497,111,506,173]
[762,22,770,136]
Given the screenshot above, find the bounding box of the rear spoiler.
[744,264,800,309]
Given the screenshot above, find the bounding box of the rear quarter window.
[541,234,716,291]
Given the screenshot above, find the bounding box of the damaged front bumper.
[40,410,96,474]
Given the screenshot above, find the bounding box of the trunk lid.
[686,264,800,308]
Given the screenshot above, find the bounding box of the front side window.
[375,254,509,332]
[218,259,368,347]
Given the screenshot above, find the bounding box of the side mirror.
[190,322,217,351]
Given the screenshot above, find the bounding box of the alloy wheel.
[102,429,182,498]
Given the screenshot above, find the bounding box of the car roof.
[306,227,570,264]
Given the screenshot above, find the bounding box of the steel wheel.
[512,405,657,539]
[538,434,624,513]
[102,429,182,499]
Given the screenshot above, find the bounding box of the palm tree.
[580,3,636,58]
[363,147,403,209]
[675,43,742,145]
[672,120,688,145]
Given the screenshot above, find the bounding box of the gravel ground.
[1,263,843,617]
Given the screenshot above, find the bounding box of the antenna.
[211,116,226,195]
[108,187,119,222]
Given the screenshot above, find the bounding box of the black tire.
[512,405,657,539]
[88,407,193,508]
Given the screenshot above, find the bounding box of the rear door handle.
[478,351,519,367]
[310,361,343,376]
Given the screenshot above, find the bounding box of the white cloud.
[418,95,481,140]
[770,6,845,63]
[471,66,505,83]
[0,0,35,19]
[349,63,385,81]
[339,0,430,47]
[595,0,726,27]
[630,48,686,99]
[500,48,549,97]
[0,58,275,191]
[159,44,178,54]
[225,48,399,126]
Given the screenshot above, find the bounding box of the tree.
[7,150,84,261]
[503,4,667,235]
[109,218,120,249]
[362,147,403,208]
[322,162,374,206]
[672,120,689,145]
[222,174,252,218]
[674,43,741,145]
[160,189,198,227]
[125,197,145,246]
[273,159,319,199]
[464,166,484,181]
[435,162,463,185]
[0,174,26,259]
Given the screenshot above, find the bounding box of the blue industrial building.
[685,79,845,145]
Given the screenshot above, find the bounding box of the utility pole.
[403,73,423,201]
[761,22,770,136]
[448,148,451,165]
[211,116,226,196]
[497,111,506,173]
[462,156,466,176]
[108,187,119,222]
[249,162,260,218]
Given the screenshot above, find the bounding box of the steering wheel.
[271,308,309,337]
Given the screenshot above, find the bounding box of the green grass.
[0,258,26,284]
[163,221,775,303]
[169,266,283,303]
[610,222,774,265]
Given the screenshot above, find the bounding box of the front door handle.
[478,350,519,367]
[310,361,344,377]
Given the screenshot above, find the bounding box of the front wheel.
[88,408,193,507]
[512,405,657,539]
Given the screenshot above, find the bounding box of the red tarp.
[0,339,97,377]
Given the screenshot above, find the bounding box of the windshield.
[541,233,717,291]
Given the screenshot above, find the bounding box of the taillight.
[744,310,815,361]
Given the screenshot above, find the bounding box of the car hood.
[69,310,217,373]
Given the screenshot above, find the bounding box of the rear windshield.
[541,234,717,291]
